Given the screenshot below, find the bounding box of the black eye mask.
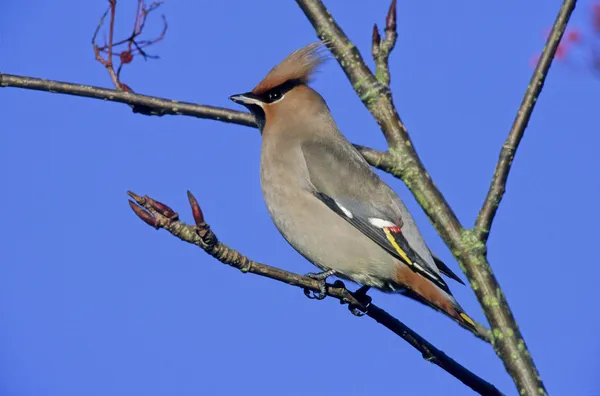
[258,79,302,103]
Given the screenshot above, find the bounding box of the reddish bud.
[372,24,381,48]
[128,200,158,228]
[127,190,144,204]
[146,196,177,219]
[187,190,205,225]
[119,83,133,92]
[120,51,134,64]
[386,0,397,32]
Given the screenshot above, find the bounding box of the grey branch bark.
[475,0,578,243]
[295,0,576,394]
[127,191,502,396]
[0,73,256,127]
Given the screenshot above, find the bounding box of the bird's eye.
[268,91,282,102]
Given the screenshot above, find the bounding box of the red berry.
[120,51,133,64]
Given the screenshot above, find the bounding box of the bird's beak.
[229,92,264,107]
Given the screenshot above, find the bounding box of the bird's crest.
[252,42,328,95]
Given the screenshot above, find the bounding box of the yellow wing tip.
[383,228,413,265]
[460,313,476,328]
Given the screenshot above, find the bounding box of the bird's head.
[229,42,328,133]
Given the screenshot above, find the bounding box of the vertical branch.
[92,1,121,88]
[294,0,578,394]
[107,0,117,69]
[475,0,578,242]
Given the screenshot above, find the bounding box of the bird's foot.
[348,285,372,316]
[303,269,336,300]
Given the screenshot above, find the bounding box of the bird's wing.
[301,138,453,293]
[430,251,465,285]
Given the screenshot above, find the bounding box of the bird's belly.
[264,189,397,289]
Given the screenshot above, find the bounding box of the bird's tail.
[392,265,484,339]
[446,301,489,342]
[399,288,478,333]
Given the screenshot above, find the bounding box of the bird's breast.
[259,144,397,287]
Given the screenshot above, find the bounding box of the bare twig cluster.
[0,0,579,394]
[92,0,167,90]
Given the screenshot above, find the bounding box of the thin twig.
[126,190,502,396]
[99,1,121,88]
[475,0,578,243]
[92,0,167,86]
[108,0,116,70]
[297,0,403,149]
[0,73,255,125]
[296,0,554,394]
[92,4,121,88]
[371,0,397,86]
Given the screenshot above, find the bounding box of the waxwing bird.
[229,42,477,334]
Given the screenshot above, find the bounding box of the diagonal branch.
[297,0,404,149]
[295,0,572,394]
[475,0,578,243]
[126,190,502,396]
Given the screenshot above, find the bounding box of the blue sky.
[1,1,599,395]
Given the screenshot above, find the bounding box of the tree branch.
[295,0,570,394]
[0,72,389,164]
[475,0,578,243]
[371,0,397,87]
[0,73,255,126]
[126,190,502,396]
[297,0,405,149]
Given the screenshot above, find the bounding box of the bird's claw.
[349,306,366,317]
[303,284,326,300]
[348,285,372,316]
[303,269,335,300]
[332,280,346,289]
